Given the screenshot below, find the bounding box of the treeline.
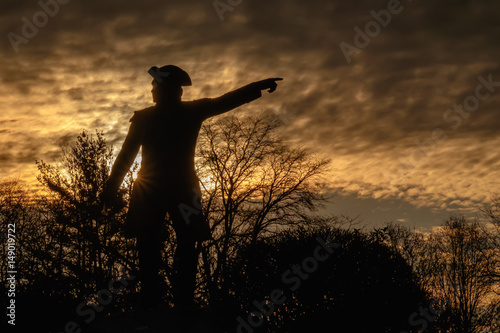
[0,115,499,333]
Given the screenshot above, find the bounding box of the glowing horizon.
[2,0,500,230]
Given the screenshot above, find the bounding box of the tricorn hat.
[148,65,192,87]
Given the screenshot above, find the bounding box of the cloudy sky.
[1,0,499,230]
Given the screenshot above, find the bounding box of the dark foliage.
[221,226,430,333]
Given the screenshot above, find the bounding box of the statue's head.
[148,65,191,104]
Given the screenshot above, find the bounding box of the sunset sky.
[1,0,499,230]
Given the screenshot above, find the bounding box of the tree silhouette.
[36,131,138,294]
[375,218,500,333]
[483,196,500,292]
[221,226,429,333]
[194,115,333,306]
[371,223,434,296]
[427,216,500,333]
[20,130,140,332]
[4,120,499,332]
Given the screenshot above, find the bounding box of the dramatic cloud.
[1,0,499,229]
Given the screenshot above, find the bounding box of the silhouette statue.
[100,65,282,314]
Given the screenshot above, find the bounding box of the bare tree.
[482,196,500,292]
[371,223,434,294]
[195,115,332,303]
[426,216,499,333]
[0,180,45,286]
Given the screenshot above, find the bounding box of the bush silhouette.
[221,226,430,333]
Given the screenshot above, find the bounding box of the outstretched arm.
[198,78,283,119]
[100,120,141,205]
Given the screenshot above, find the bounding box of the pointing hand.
[258,78,283,93]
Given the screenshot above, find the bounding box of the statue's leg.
[168,191,199,313]
[135,197,166,310]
